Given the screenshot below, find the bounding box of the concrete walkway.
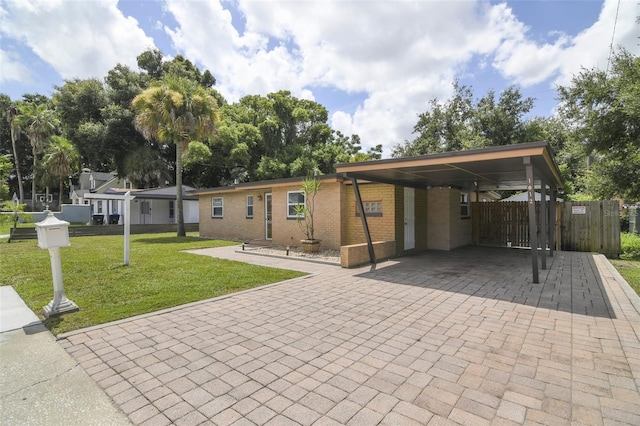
[0,286,131,425]
[57,246,640,425]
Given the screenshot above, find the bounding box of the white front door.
[404,187,415,250]
[265,193,272,240]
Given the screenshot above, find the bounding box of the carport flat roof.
[335,141,563,191]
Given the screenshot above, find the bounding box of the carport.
[335,141,564,283]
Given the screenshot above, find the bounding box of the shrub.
[620,214,629,233]
[621,233,640,260]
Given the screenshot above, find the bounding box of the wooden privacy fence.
[472,200,620,256]
[560,201,620,256]
[472,202,553,248]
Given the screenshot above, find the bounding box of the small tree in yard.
[1,201,33,242]
[295,177,321,244]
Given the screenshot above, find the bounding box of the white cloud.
[553,0,639,86]
[3,0,636,157]
[162,0,305,102]
[330,111,354,137]
[491,0,639,88]
[0,0,155,81]
[164,0,516,153]
[0,48,32,83]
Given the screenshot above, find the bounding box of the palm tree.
[43,136,79,206]
[132,75,219,236]
[15,102,60,210]
[7,106,25,204]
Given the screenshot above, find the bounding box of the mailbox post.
[35,211,79,318]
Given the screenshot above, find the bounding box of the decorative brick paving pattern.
[59,246,640,425]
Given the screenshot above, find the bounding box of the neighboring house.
[84,186,199,225]
[193,142,564,272]
[70,168,132,206]
[500,192,564,202]
[472,191,501,202]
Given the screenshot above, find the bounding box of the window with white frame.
[246,195,254,218]
[460,193,470,218]
[96,200,103,214]
[287,191,305,218]
[212,197,223,218]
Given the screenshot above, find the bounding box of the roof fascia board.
[541,147,564,188]
[191,174,342,196]
[342,173,427,189]
[336,146,545,173]
[335,141,549,169]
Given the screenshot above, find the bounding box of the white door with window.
[265,193,272,240]
[140,200,151,224]
[404,187,415,250]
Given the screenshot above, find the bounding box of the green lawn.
[612,259,640,296]
[0,221,34,235]
[0,233,306,334]
[615,233,640,295]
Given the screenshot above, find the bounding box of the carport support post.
[549,189,556,257]
[351,178,376,265]
[524,157,539,284]
[540,181,547,270]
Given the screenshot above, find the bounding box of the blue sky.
[1,0,637,156]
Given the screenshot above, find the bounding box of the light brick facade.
[197,176,473,256]
[426,187,472,250]
[198,178,345,250]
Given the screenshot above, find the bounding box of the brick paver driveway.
[60,246,640,425]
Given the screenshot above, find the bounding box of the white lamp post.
[35,211,79,318]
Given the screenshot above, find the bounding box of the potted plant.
[295,176,321,253]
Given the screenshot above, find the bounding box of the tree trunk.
[31,147,37,211]
[58,177,64,207]
[9,124,24,204]
[175,141,186,237]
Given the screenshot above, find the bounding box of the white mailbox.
[35,212,70,249]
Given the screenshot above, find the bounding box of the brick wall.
[199,191,264,242]
[270,181,343,250]
[427,188,451,250]
[344,184,429,256]
[198,181,472,253]
[199,181,344,250]
[449,189,473,248]
[426,187,472,250]
[344,183,397,246]
[340,240,396,268]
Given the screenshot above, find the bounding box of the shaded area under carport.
[336,141,565,284]
[357,246,615,319]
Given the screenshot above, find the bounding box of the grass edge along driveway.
[0,233,307,335]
